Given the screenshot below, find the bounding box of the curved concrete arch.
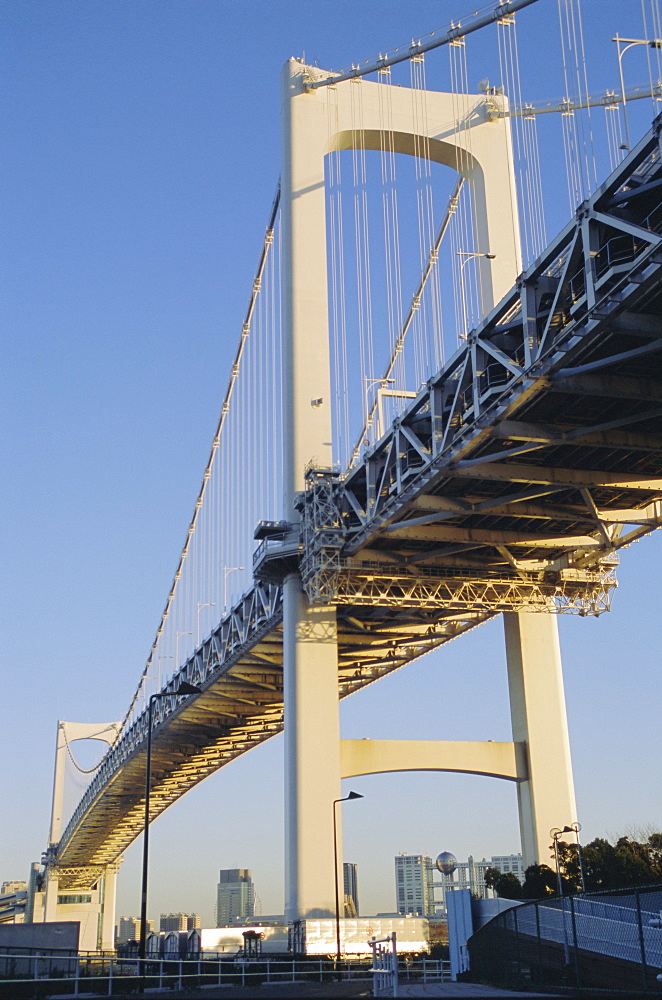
[281,59,522,497]
[44,720,122,952]
[340,738,528,783]
[50,721,121,846]
[319,80,523,312]
[328,128,481,175]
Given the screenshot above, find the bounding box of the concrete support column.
[24,862,41,923]
[44,872,59,923]
[281,59,342,922]
[100,867,117,951]
[279,57,533,917]
[504,612,577,868]
[283,575,341,921]
[49,723,68,847]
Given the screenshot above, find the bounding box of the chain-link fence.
[469,884,662,992]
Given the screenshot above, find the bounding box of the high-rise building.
[395,854,435,917]
[435,853,525,908]
[216,869,255,926]
[490,854,525,881]
[159,913,200,932]
[115,916,154,943]
[343,863,359,917]
[1,881,27,895]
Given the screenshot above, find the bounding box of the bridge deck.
[53,117,662,888]
[54,596,487,884]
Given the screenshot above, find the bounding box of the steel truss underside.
[55,593,486,886]
[301,117,662,613]
[53,118,662,888]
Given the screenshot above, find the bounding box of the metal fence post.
[392,932,399,998]
[569,895,580,987]
[513,906,521,983]
[635,891,649,991]
[535,902,543,984]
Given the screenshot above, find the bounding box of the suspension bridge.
[29,0,662,951]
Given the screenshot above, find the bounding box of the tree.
[520,864,558,899]
[554,832,662,892]
[483,867,501,892]
[553,839,583,894]
[484,867,523,899]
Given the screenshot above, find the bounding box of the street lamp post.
[562,822,586,893]
[138,681,202,967]
[333,791,363,964]
[223,566,244,612]
[196,602,216,645]
[156,655,173,688]
[551,827,571,965]
[550,828,565,898]
[613,35,662,150]
[175,631,192,669]
[456,251,496,338]
[362,378,395,440]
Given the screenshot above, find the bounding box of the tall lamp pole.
[196,602,216,644]
[562,822,586,893]
[223,566,244,612]
[333,791,363,964]
[613,35,662,150]
[138,681,201,964]
[456,251,496,338]
[551,827,571,965]
[550,827,564,898]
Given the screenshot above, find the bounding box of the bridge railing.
[468,885,662,992]
[56,582,283,862]
[328,116,662,523]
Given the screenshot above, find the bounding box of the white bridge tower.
[281,57,577,919]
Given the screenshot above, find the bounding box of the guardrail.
[0,953,449,997]
[469,884,662,992]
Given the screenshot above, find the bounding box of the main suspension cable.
[111,183,281,748]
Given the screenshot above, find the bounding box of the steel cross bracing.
[52,118,662,885]
[295,116,662,614]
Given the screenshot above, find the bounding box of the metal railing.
[469,884,662,993]
[0,953,449,997]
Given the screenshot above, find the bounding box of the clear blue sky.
[2,0,660,926]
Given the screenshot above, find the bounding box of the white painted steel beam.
[340,739,525,782]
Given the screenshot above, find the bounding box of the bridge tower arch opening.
[35,720,121,952]
[281,56,576,918]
